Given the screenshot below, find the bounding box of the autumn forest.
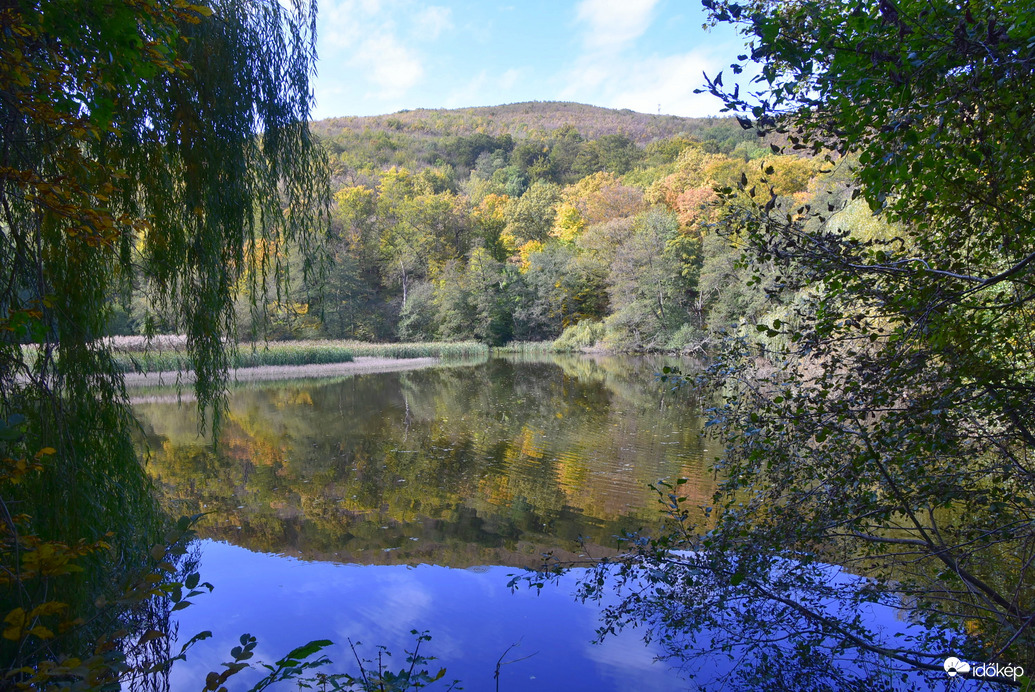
[114,102,823,353]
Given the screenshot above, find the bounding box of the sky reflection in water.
[171,540,687,691]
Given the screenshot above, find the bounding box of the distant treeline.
[311,100,758,147]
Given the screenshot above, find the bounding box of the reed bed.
[492,341,558,354]
[108,338,487,373]
[112,342,356,373]
[338,340,487,359]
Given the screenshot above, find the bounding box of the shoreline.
[124,356,439,400]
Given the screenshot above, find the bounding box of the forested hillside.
[314,101,764,186]
[119,102,823,353]
[311,101,755,148]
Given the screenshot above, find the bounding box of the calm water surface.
[134,354,715,690]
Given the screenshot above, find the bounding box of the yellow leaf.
[29,601,67,618]
[28,625,54,640]
[3,608,25,640]
[138,629,166,644]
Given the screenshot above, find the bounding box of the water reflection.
[135,355,715,567]
[133,356,944,690]
[169,540,693,691]
[133,355,716,689]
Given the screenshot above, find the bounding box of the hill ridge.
[312,100,737,146]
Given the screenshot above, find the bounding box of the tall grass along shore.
[95,337,488,374]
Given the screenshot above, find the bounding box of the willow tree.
[578,1,1035,689]
[0,0,326,675]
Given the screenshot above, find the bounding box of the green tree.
[0,0,326,682]
[322,247,377,339]
[398,281,437,341]
[513,243,599,340]
[403,189,471,262]
[471,193,511,262]
[377,169,432,310]
[582,0,1035,687]
[546,124,585,183]
[604,209,694,350]
[432,260,477,341]
[323,184,395,339]
[465,247,514,346]
[573,133,642,177]
[502,179,562,245]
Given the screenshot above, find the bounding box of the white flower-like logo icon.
[944,657,972,677]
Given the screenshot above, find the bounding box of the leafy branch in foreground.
[324,632,458,692]
[567,0,1035,689]
[0,0,328,684]
[199,628,459,692]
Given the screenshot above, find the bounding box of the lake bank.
[124,355,440,400]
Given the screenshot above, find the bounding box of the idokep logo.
[943,657,1025,682]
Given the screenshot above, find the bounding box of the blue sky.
[312,0,749,119]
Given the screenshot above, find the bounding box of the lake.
[131,354,940,690]
[133,354,715,690]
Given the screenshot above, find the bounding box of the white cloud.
[610,52,725,115]
[414,6,453,40]
[443,69,490,109]
[575,0,660,51]
[351,33,425,99]
[443,67,523,109]
[356,576,434,636]
[499,68,520,90]
[321,0,451,48]
[320,0,384,50]
[312,0,743,119]
[561,50,727,117]
[563,0,734,116]
[315,0,455,111]
[559,0,753,116]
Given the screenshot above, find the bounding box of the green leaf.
[178,630,213,655]
[279,639,333,664]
